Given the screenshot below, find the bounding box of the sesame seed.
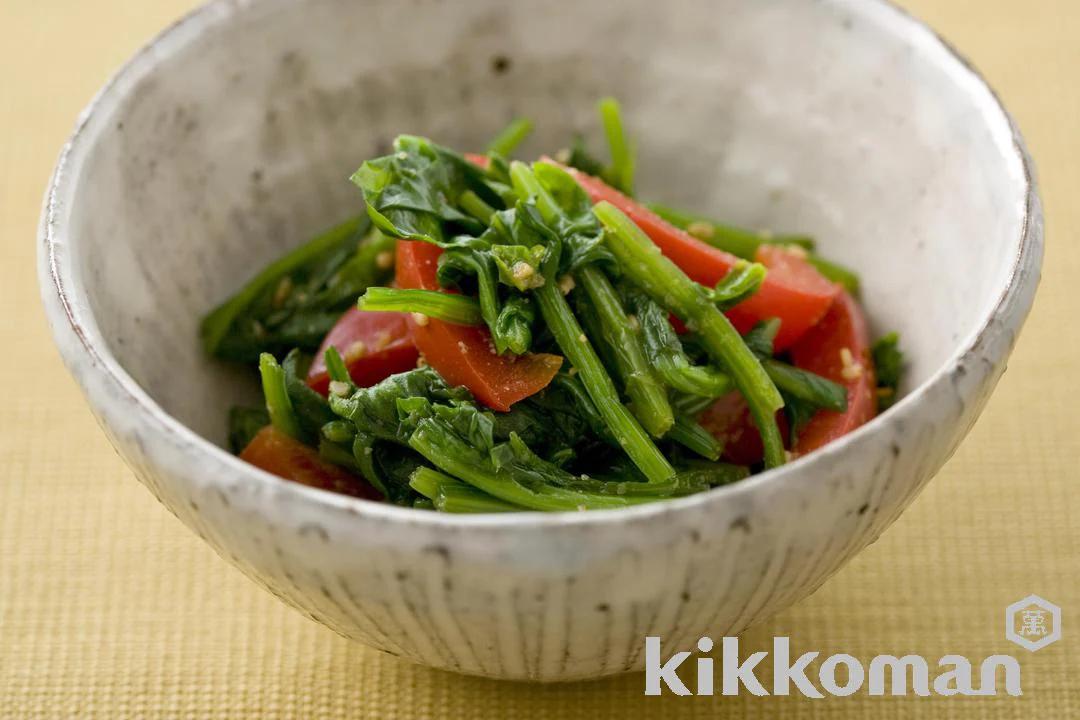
[328,380,351,398]
[375,251,394,269]
[568,367,578,376]
[627,314,640,331]
[343,340,367,362]
[374,331,392,350]
[272,276,293,308]
[511,261,535,283]
[457,340,468,354]
[840,348,863,380]
[578,333,587,343]
[416,354,428,368]
[558,274,576,295]
[411,312,429,327]
[841,363,864,381]
[687,221,716,240]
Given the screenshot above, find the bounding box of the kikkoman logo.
[644,637,1022,697]
[1006,594,1061,652]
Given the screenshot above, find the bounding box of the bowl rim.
[40,0,1043,530]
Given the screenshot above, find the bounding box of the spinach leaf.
[626,288,732,398]
[328,367,471,443]
[227,406,269,454]
[560,135,606,177]
[352,135,496,245]
[531,161,616,274]
[872,332,904,410]
[707,260,767,311]
[202,216,380,362]
[742,319,848,414]
[281,350,337,439]
[742,318,781,359]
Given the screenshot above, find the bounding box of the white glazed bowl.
[40,0,1041,680]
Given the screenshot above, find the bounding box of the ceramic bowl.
[39,0,1041,680]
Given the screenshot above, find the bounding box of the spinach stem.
[594,201,787,469]
[598,98,635,195]
[409,467,520,513]
[259,353,302,439]
[510,161,675,483]
[358,287,483,326]
[486,118,534,157]
[459,190,497,223]
[577,266,673,437]
[667,412,722,461]
[763,359,848,412]
[647,202,860,294]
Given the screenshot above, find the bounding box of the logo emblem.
[1006,595,1061,652]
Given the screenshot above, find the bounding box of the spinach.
[597,97,635,195]
[201,215,386,363]
[742,319,848,414]
[627,288,732,398]
[872,332,904,410]
[227,406,269,454]
[486,118,534,157]
[328,367,471,443]
[707,260,768,311]
[561,135,606,177]
[352,135,496,245]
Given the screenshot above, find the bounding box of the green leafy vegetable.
[486,118,534,157]
[646,202,861,295]
[227,406,269,454]
[491,244,547,291]
[872,332,904,410]
[627,289,733,398]
[329,367,471,443]
[561,135,606,177]
[740,319,848,418]
[357,287,483,326]
[742,318,781,359]
[281,350,337,439]
[707,260,768,310]
[805,255,862,296]
[763,359,847,413]
[259,353,302,439]
[409,467,521,513]
[576,265,674,438]
[646,202,815,256]
[510,161,675,484]
[218,101,878,513]
[666,412,722,461]
[594,201,787,469]
[598,97,635,195]
[201,216,383,362]
[352,135,494,244]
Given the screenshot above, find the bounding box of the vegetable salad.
[202,100,903,512]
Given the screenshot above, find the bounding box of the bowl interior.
[63,0,1027,446]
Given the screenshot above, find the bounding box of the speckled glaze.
[39,0,1041,681]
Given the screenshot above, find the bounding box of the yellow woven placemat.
[1,0,1076,717]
